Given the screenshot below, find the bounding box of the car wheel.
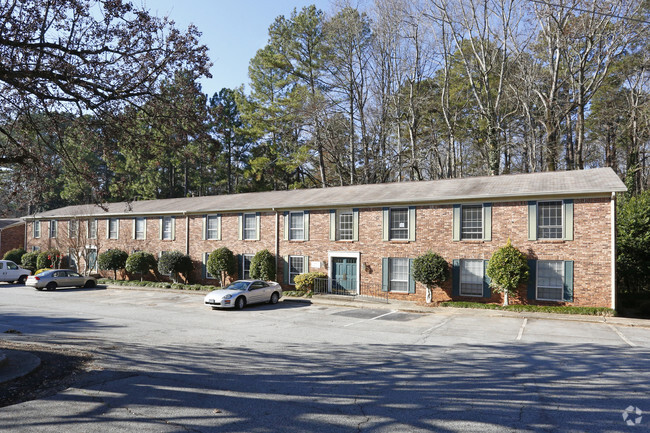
[84,280,96,288]
[45,282,57,291]
[235,296,246,310]
[269,292,280,304]
[35,287,44,291]
[17,275,26,285]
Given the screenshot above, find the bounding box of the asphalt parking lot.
[0,284,649,432]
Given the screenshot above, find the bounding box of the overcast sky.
[145,0,333,97]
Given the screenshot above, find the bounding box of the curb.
[0,350,42,385]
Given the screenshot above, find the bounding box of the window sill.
[288,239,306,242]
[388,240,411,244]
[335,240,355,243]
[458,240,484,244]
[536,239,566,244]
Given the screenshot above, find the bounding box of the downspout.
[273,208,279,282]
[184,211,189,255]
[23,218,28,250]
[611,192,617,310]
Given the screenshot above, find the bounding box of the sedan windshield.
[225,281,249,291]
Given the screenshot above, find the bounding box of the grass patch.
[98,278,218,292]
[440,301,616,316]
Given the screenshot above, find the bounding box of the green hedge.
[98,278,216,292]
[440,301,616,316]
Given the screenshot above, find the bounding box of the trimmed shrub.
[21,252,39,272]
[294,271,327,292]
[207,247,236,286]
[98,249,128,280]
[249,249,276,281]
[125,252,157,281]
[412,251,449,288]
[36,250,62,270]
[486,239,529,306]
[3,248,26,264]
[158,251,194,283]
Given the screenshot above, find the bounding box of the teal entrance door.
[332,257,357,294]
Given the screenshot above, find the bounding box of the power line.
[526,0,650,25]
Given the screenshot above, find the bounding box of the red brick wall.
[0,223,25,258]
[24,196,615,307]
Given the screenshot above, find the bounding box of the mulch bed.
[0,339,94,408]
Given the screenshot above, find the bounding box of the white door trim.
[327,251,361,294]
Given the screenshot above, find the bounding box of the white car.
[204,280,282,309]
[0,260,31,284]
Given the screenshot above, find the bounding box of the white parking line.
[343,310,398,327]
[422,318,451,334]
[608,324,636,347]
[516,318,528,340]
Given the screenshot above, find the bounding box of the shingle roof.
[31,167,626,218]
[0,218,24,229]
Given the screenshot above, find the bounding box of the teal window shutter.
[238,214,243,240]
[483,259,491,298]
[202,253,207,279]
[483,203,492,241]
[452,259,460,296]
[452,205,461,241]
[304,210,310,241]
[563,261,574,302]
[283,211,289,241]
[408,206,416,241]
[563,200,574,241]
[329,210,336,241]
[382,208,389,241]
[255,212,261,240]
[283,255,289,285]
[528,202,537,240]
[235,254,242,279]
[381,258,389,292]
[527,259,537,300]
[352,208,359,241]
[408,258,416,293]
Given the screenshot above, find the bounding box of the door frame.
[327,251,360,295]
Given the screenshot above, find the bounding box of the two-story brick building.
[25,168,626,308]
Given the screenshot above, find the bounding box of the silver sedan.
[204,280,282,309]
[26,269,97,291]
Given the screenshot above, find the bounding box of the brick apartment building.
[25,168,626,308]
[0,219,25,258]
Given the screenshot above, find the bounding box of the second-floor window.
[461,205,483,240]
[243,213,256,240]
[33,221,41,238]
[289,211,304,240]
[49,220,57,238]
[206,215,219,240]
[88,219,97,239]
[162,216,173,240]
[69,220,79,238]
[135,218,146,240]
[108,218,119,239]
[389,208,408,240]
[337,210,353,241]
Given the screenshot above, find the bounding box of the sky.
[144,0,333,97]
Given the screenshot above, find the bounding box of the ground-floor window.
[242,254,254,279]
[204,252,216,279]
[460,259,484,296]
[288,256,305,284]
[389,257,409,292]
[537,260,564,301]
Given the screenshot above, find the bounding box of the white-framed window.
[204,252,216,279]
[206,215,219,240]
[135,218,146,240]
[33,221,41,238]
[460,259,484,296]
[289,211,305,240]
[159,251,171,276]
[32,245,40,252]
[461,205,483,240]
[389,208,408,240]
[537,260,564,301]
[108,218,119,239]
[288,256,305,285]
[242,254,254,279]
[537,201,563,239]
[86,247,98,272]
[243,213,256,240]
[162,216,173,240]
[337,209,354,241]
[69,220,79,239]
[49,220,57,238]
[88,219,97,239]
[389,257,409,292]
[69,248,77,271]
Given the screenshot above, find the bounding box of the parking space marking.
[422,318,451,334]
[516,318,528,340]
[608,324,636,347]
[343,310,397,327]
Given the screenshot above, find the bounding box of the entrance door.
[332,257,357,294]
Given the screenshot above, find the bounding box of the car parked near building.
[0,260,31,284]
[204,280,282,309]
[26,269,97,291]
